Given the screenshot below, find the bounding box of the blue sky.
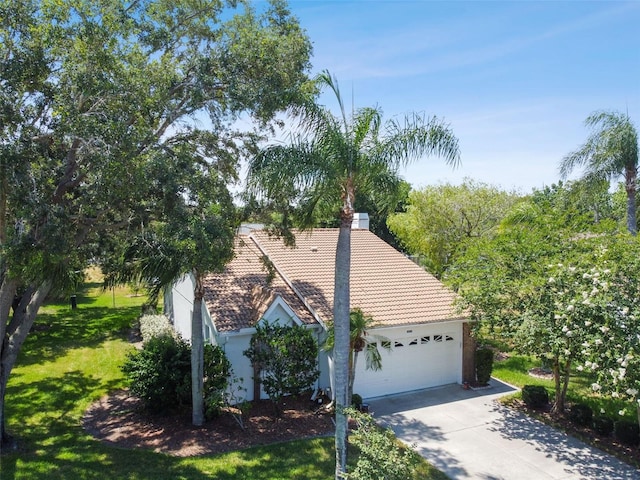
[281,0,640,193]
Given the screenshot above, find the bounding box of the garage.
[353,322,463,399]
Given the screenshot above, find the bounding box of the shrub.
[614,420,640,446]
[346,408,420,480]
[122,333,191,413]
[569,403,593,427]
[352,393,363,409]
[592,416,614,436]
[521,385,549,409]
[122,334,231,417]
[139,314,175,343]
[475,348,494,385]
[244,322,319,415]
[203,344,232,419]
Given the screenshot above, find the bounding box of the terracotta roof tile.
[250,229,464,327]
[202,236,317,333]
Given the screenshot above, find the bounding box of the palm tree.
[246,70,460,479]
[560,110,638,234]
[324,308,390,406]
[106,161,236,427]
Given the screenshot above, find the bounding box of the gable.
[260,295,303,327]
[202,236,318,333]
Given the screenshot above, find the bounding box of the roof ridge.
[248,234,329,330]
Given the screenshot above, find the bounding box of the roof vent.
[311,246,318,252]
[352,213,369,230]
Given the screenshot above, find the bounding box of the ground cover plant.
[2,281,443,479]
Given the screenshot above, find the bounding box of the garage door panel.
[353,323,462,399]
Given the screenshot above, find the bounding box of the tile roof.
[202,236,318,333]
[251,229,464,328]
[203,227,465,333]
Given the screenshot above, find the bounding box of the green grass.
[492,353,637,421]
[2,282,445,479]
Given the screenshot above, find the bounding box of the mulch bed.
[83,390,334,457]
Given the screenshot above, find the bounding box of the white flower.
[600,326,610,334]
[584,321,592,327]
[621,307,630,316]
[592,383,602,391]
[619,368,627,379]
[612,392,620,398]
[562,325,569,332]
[577,365,584,372]
[595,338,603,346]
[601,408,606,414]
[567,304,575,312]
[619,409,627,416]
[548,277,555,284]
[626,388,638,396]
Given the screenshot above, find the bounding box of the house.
[164,214,475,402]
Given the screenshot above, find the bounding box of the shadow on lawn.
[18,305,140,367]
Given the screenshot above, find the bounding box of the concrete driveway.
[367,380,640,479]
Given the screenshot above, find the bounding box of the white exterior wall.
[354,321,464,400]
[167,274,195,342]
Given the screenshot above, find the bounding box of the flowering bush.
[139,314,176,343]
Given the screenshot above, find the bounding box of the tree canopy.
[0,0,312,445]
[388,179,518,277]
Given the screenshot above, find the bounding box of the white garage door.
[353,322,462,399]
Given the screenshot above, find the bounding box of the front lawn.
[2,282,445,479]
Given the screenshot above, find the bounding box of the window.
[408,338,418,346]
[381,340,391,349]
[420,336,430,344]
[445,335,454,342]
[434,335,443,342]
[394,341,404,348]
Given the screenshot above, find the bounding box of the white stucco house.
[164,214,475,402]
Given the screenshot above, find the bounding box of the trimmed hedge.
[521,385,549,409]
[475,348,494,385]
[569,403,593,427]
[614,420,640,446]
[592,416,614,436]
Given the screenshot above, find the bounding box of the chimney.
[352,213,369,230]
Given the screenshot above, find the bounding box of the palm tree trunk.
[191,272,205,426]
[334,214,352,480]
[348,349,357,407]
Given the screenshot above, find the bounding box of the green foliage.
[521,385,549,409]
[244,321,319,412]
[346,408,421,480]
[593,416,615,436]
[475,348,494,385]
[352,393,363,408]
[122,334,192,413]
[122,333,230,416]
[203,344,232,419]
[569,403,593,427]
[614,420,640,446]
[560,110,639,234]
[389,179,519,277]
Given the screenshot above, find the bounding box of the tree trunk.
[348,349,357,407]
[625,165,637,235]
[551,357,563,414]
[334,214,352,480]
[0,278,52,448]
[191,272,205,426]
